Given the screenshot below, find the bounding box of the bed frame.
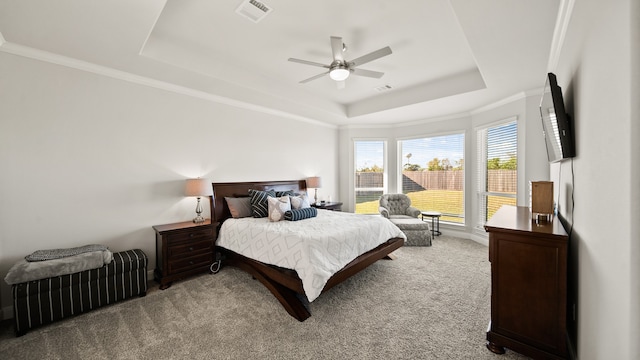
[209,180,404,321]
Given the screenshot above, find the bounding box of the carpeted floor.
[0,236,530,359]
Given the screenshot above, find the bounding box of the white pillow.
[267,196,291,222]
[290,194,311,209]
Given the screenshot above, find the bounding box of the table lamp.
[306,176,322,204]
[185,178,213,223]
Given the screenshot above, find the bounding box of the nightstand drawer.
[168,239,213,258]
[168,253,214,274]
[165,227,213,244]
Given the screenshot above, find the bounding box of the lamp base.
[193,216,206,224]
[193,196,205,223]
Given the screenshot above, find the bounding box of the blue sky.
[355,122,516,170]
[355,133,465,170]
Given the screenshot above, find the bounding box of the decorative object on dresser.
[311,201,343,211]
[484,205,568,359]
[153,219,216,290]
[305,176,321,204]
[530,180,554,221]
[209,180,405,321]
[185,178,214,223]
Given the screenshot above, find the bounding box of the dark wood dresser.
[153,219,216,289]
[484,205,568,359]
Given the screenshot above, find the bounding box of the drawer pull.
[190,233,195,238]
[189,247,194,251]
[189,261,194,265]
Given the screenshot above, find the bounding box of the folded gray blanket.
[5,250,113,285]
[25,244,109,262]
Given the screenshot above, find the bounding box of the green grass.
[356,190,516,223]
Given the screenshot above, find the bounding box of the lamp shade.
[306,176,321,188]
[185,178,213,197]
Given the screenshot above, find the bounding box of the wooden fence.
[355,170,516,193]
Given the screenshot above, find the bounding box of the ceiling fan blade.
[288,58,330,68]
[349,46,392,67]
[300,71,329,83]
[330,36,344,62]
[352,68,385,78]
[336,80,346,89]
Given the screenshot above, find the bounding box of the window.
[476,119,517,228]
[354,140,386,214]
[399,133,465,224]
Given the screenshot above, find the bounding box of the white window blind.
[399,133,465,224]
[354,140,386,214]
[476,120,517,229]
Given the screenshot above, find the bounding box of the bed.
[209,180,405,321]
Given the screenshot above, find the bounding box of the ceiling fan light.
[329,68,350,81]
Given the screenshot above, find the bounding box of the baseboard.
[1,305,13,321]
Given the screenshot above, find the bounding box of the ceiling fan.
[288,36,392,88]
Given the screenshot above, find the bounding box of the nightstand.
[153,219,216,290]
[311,201,343,211]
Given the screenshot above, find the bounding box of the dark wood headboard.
[209,180,307,224]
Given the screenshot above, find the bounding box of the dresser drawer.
[168,252,214,274]
[167,239,213,258]
[165,227,213,244]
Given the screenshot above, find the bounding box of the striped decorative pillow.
[284,207,318,221]
[248,189,276,218]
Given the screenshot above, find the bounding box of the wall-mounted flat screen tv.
[540,72,575,162]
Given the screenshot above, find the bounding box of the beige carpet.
[0,236,529,359]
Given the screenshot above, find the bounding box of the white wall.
[0,52,339,318]
[338,94,550,236]
[553,0,639,358]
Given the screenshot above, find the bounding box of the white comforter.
[216,210,406,302]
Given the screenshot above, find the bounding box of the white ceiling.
[0,0,560,126]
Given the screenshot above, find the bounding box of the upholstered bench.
[390,218,432,246]
[8,249,148,336]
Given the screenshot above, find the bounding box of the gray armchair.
[378,194,421,219]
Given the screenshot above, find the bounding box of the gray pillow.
[225,197,252,218]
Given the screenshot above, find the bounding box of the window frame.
[475,117,518,232]
[396,130,466,225]
[353,138,388,214]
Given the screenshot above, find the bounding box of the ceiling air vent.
[235,0,273,23]
[374,85,393,92]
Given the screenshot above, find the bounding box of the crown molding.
[0,40,337,129]
[547,0,576,72]
[470,92,527,115]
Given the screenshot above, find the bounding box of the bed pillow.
[284,207,317,221]
[225,197,252,218]
[290,194,311,209]
[268,196,291,222]
[248,189,277,218]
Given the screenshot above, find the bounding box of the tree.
[487,158,501,170]
[427,158,442,171]
[358,164,384,172]
[404,163,422,171]
[487,156,517,170]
